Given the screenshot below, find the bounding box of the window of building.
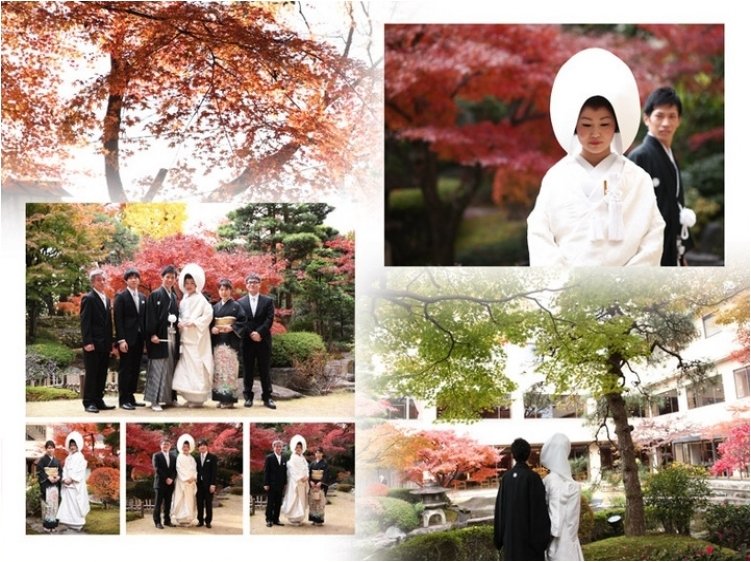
[652,390,679,416]
[384,397,420,420]
[686,375,725,409]
[702,313,722,338]
[625,395,649,417]
[524,394,585,418]
[734,366,750,399]
[479,405,512,419]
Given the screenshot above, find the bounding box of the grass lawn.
[455,212,527,266]
[84,504,120,534]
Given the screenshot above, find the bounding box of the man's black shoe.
[264,399,277,410]
[85,405,99,413]
[244,398,253,407]
[133,401,147,407]
[206,523,212,529]
[121,403,135,410]
[266,522,272,527]
[273,521,284,526]
[155,523,164,529]
[98,403,116,410]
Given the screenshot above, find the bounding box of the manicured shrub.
[591,508,626,542]
[382,525,500,561]
[26,386,79,401]
[703,502,750,552]
[644,463,710,535]
[360,496,420,533]
[26,473,41,517]
[581,533,738,561]
[271,331,326,367]
[27,342,76,368]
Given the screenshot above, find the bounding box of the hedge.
[581,533,738,561]
[270,331,326,367]
[381,525,499,561]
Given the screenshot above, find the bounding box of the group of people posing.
[152,435,218,529]
[80,263,277,413]
[494,434,584,561]
[263,436,329,528]
[527,48,695,267]
[36,432,90,533]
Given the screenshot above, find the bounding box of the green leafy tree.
[644,464,710,535]
[26,203,115,341]
[367,268,746,535]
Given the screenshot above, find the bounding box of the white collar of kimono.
[550,48,641,156]
[540,433,573,480]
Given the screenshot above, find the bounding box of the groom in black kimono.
[238,273,276,409]
[628,86,693,266]
[494,438,551,560]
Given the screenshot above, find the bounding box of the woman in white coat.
[172,263,214,407]
[540,433,584,561]
[280,435,309,525]
[56,431,90,531]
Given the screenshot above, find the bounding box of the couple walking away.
[494,434,584,561]
[152,435,217,529]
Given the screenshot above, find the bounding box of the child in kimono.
[527,48,665,267]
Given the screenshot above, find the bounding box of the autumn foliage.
[361,423,500,488]
[249,422,355,474]
[710,420,750,476]
[88,467,120,503]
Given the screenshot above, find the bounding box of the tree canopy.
[2,1,380,201]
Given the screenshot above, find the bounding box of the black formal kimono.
[210,298,246,405]
[196,451,218,526]
[238,293,275,403]
[114,288,146,406]
[494,461,551,561]
[628,133,693,266]
[37,453,62,530]
[80,289,113,409]
[263,452,287,525]
[144,286,180,405]
[152,450,177,526]
[308,459,328,524]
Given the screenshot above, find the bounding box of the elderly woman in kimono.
[281,435,309,526]
[56,432,90,531]
[210,278,246,408]
[527,48,665,267]
[37,440,62,532]
[172,263,214,407]
[540,433,584,561]
[171,434,198,526]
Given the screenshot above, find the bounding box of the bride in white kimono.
[56,431,90,531]
[281,435,309,525]
[528,48,665,267]
[172,263,214,407]
[171,434,198,526]
[540,433,584,561]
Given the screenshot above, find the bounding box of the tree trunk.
[27,301,38,342]
[605,385,647,535]
[103,54,128,202]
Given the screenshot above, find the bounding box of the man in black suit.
[80,268,115,413]
[263,439,287,527]
[238,273,276,409]
[195,439,218,529]
[494,438,551,560]
[628,87,694,266]
[114,268,147,410]
[152,438,177,529]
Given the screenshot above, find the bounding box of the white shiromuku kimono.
[528,153,665,267]
[172,291,214,405]
[281,452,309,525]
[540,433,585,561]
[56,451,90,530]
[171,452,198,525]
